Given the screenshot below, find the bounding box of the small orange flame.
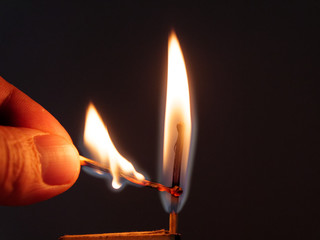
[161,31,193,212]
[83,103,145,189]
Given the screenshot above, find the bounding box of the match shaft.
[79,155,182,197]
[172,123,184,187]
[168,123,184,233]
[169,212,178,234]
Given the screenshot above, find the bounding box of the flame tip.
[169,29,177,36]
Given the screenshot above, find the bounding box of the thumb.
[0,126,80,206]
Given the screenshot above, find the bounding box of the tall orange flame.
[161,31,194,213]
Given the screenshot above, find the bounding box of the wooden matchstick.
[172,123,184,187]
[169,212,178,234]
[169,123,184,234]
[59,229,180,240]
[79,156,183,197]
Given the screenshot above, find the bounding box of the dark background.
[0,1,319,240]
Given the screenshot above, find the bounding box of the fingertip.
[0,127,80,206]
[34,135,80,186]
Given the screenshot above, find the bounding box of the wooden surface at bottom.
[59,229,180,240]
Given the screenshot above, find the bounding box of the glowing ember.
[83,103,145,189]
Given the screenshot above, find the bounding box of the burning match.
[169,123,184,233]
[160,31,193,235]
[79,155,183,197]
[62,30,194,240]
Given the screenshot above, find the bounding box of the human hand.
[0,76,80,205]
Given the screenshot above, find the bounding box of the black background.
[0,1,319,240]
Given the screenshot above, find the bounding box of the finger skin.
[0,76,80,205]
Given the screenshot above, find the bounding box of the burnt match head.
[171,186,183,197]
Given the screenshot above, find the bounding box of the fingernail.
[34,135,80,185]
